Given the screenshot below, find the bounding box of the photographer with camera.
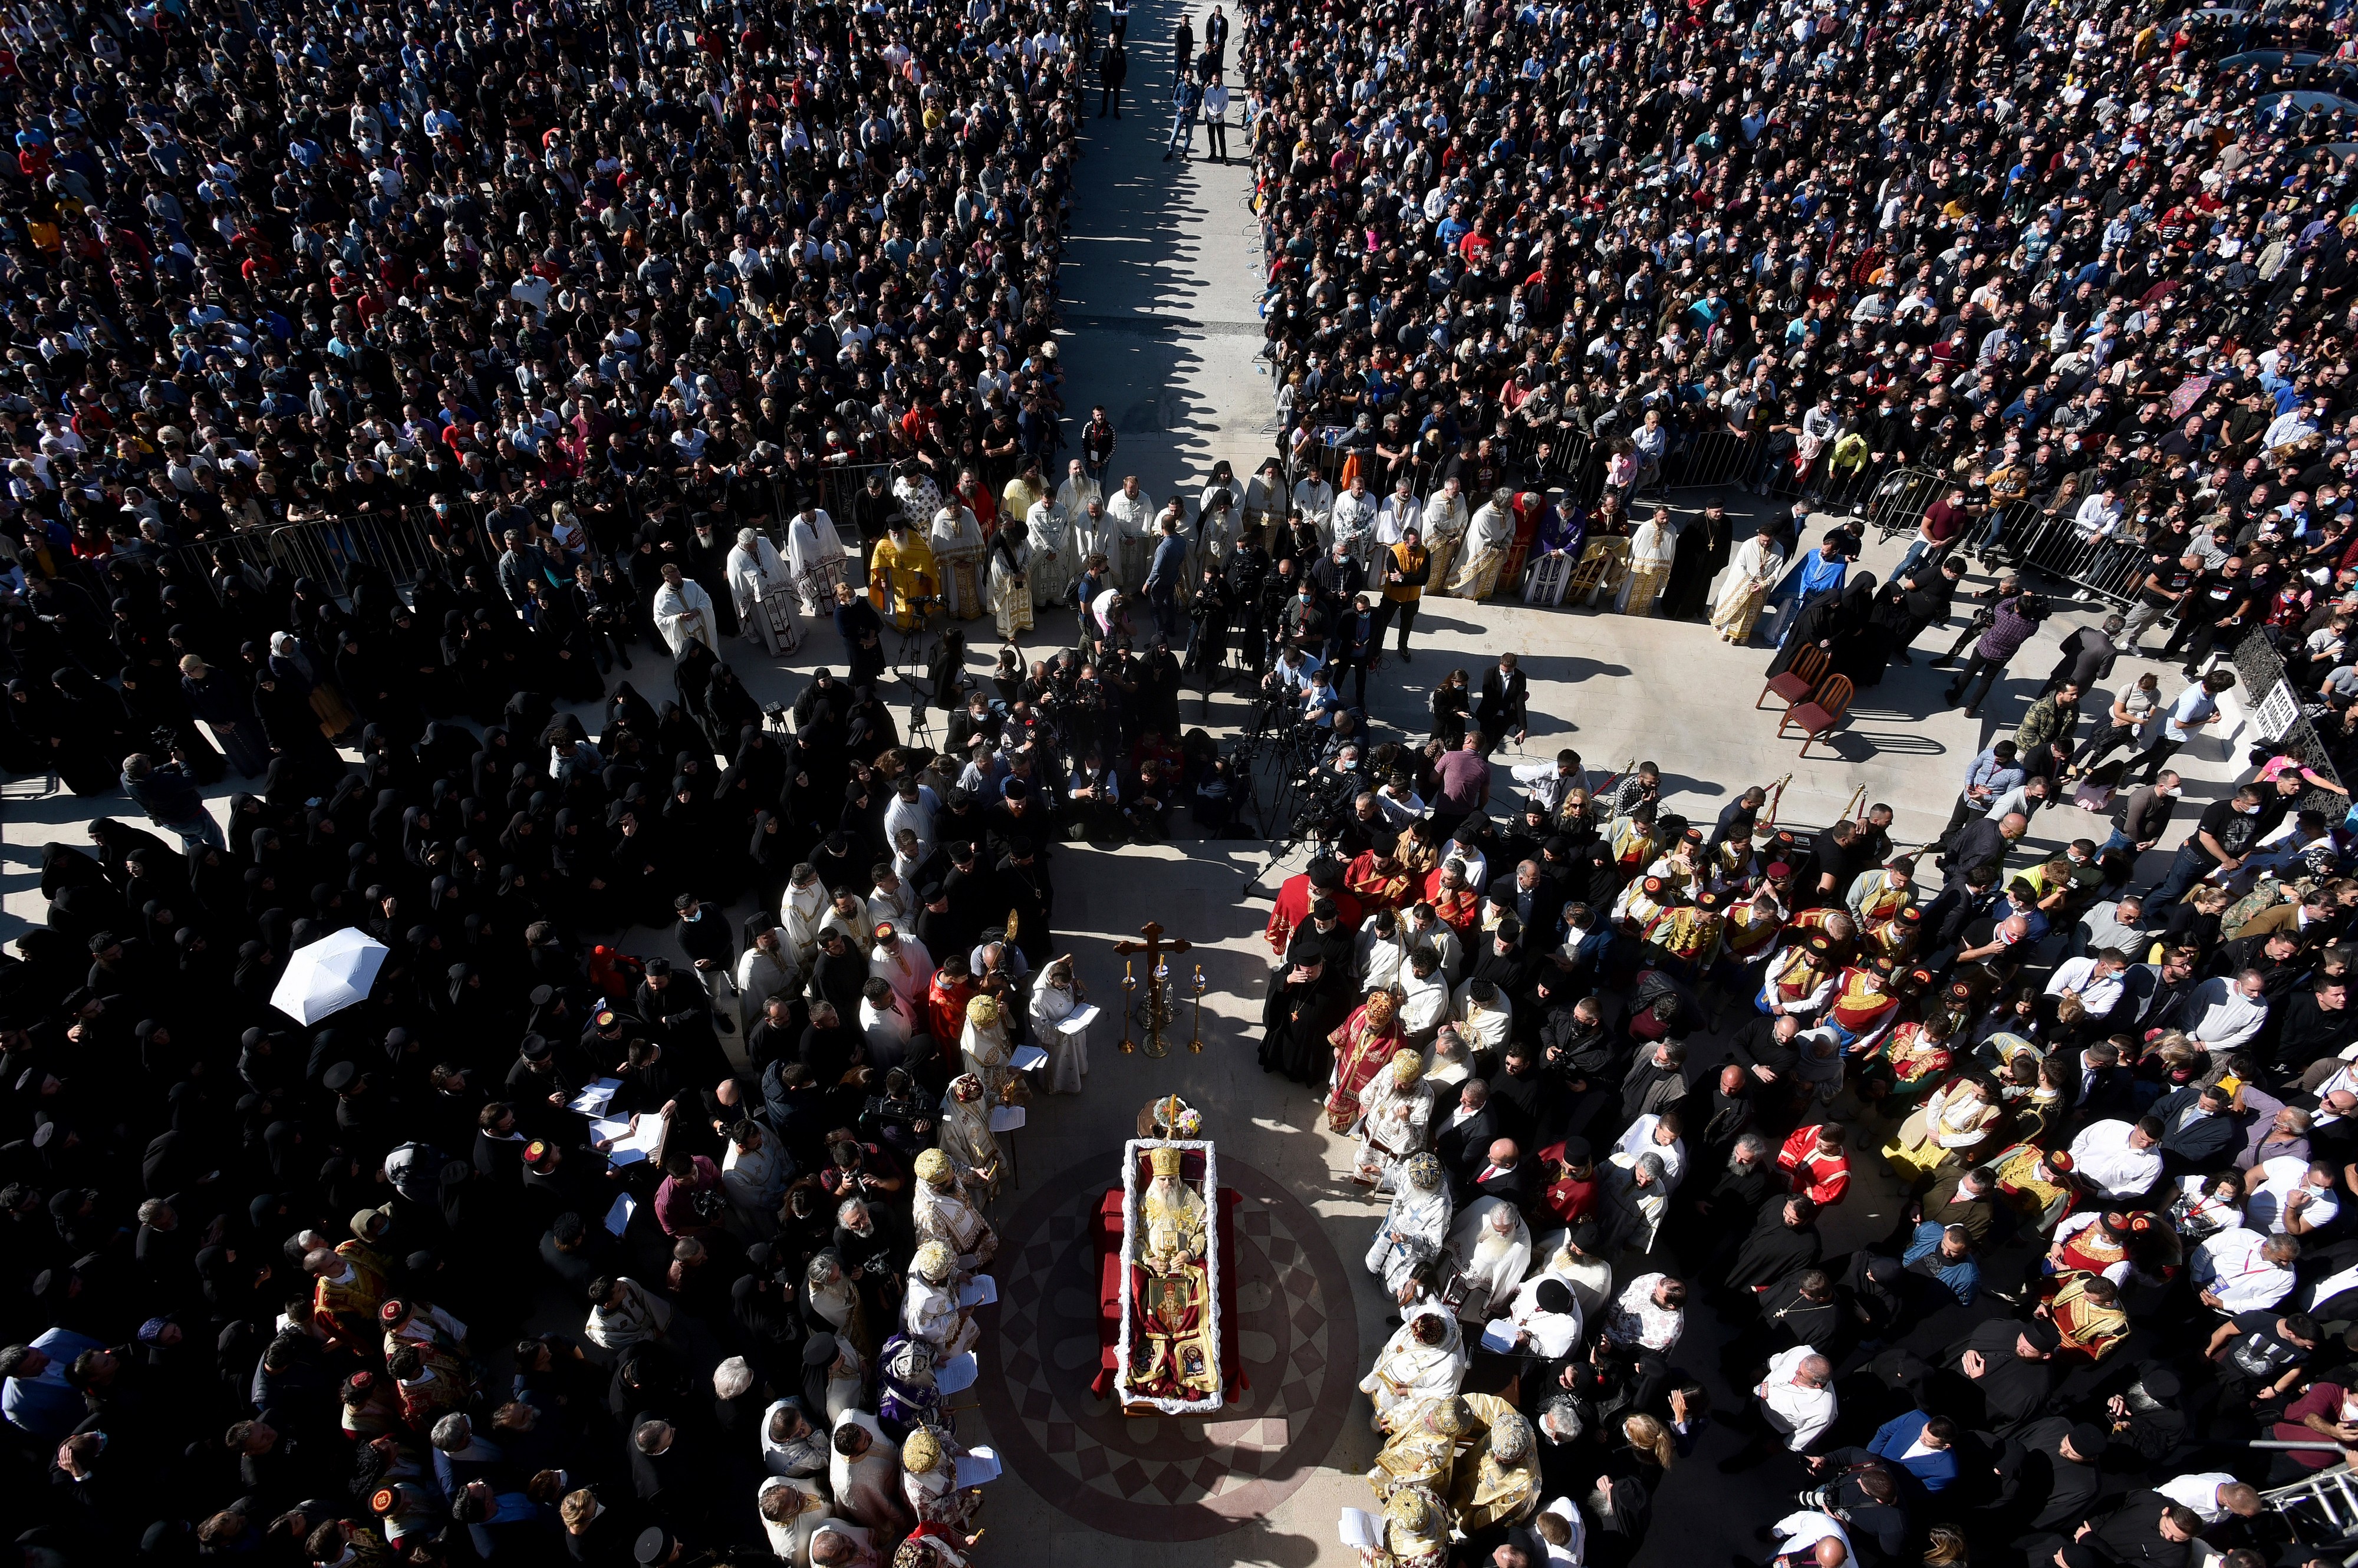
[120,750,225,853]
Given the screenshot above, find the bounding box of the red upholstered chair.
[1779,675,1855,757]
[1757,641,1829,710]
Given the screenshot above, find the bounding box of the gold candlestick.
[1188,964,1208,1053]
[1118,960,1138,1053]
[1144,959,1171,1058]
[1112,921,1194,1063]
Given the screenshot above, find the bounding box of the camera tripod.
[892,599,943,683]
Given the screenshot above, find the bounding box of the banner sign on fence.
[2254,678,2303,744]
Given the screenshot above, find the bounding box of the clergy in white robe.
[929,502,986,621]
[780,869,829,971]
[910,1149,999,1270]
[1365,1151,1454,1298]
[1026,498,1076,608]
[1054,460,1102,535]
[653,564,719,655]
[826,1410,908,1533]
[1329,476,1380,564]
[735,925,799,1033]
[937,1076,1006,1202]
[1194,487,1239,581]
[986,527,1035,640]
[1447,492,1517,599]
[726,528,799,654]
[785,506,851,616]
[1242,461,1287,542]
[959,994,1019,1103]
[756,1476,831,1566]
[1711,528,1789,644]
[1029,957,1089,1093]
[1073,498,1122,587]
[1500,1271,1585,1359]
[1447,1197,1532,1321]
[1355,1048,1436,1188]
[819,893,877,957]
[868,926,934,1010]
[903,1244,980,1358]
[1359,1305,1469,1431]
[1292,473,1336,537]
[759,1399,831,1480]
[1106,478,1155,589]
[1422,477,1471,592]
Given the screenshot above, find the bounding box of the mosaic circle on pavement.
[974,1150,1361,1539]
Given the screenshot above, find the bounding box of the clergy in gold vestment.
[1130,1146,1218,1399]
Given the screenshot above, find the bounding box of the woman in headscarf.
[251,660,342,782]
[1761,569,1863,681]
[270,631,356,740]
[47,668,131,795]
[1826,572,1890,688]
[38,841,109,902]
[1323,988,1405,1135]
[121,661,226,782]
[704,664,763,757]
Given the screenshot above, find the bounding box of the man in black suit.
[1435,1079,1506,1187]
[2069,1493,2201,1568]
[1484,859,1566,947]
[1463,1137,1537,1210]
[2067,1039,2138,1121]
[2152,1083,2240,1175]
[1474,653,1529,757]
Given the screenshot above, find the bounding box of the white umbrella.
[269,927,390,1025]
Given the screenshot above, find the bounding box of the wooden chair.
[1780,674,1855,756]
[1756,641,1827,710]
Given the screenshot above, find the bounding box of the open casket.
[1096,1138,1238,1416]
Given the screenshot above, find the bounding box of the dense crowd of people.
[31,0,2358,1562]
[1210,0,2358,1563]
[1225,0,2358,656]
[1261,706,2358,1568]
[0,0,1128,1559]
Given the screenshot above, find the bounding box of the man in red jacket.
[1779,1124,1852,1207]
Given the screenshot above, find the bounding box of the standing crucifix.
[1114,920,1193,1058]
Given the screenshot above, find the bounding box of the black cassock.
[1259,974,1348,1085]
[1724,1203,1822,1292]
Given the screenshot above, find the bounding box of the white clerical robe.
[1106,487,1155,588]
[902,1275,979,1358]
[1359,1306,1469,1428]
[785,511,849,611]
[1447,1196,1532,1318]
[653,578,718,655]
[780,881,829,970]
[1365,1177,1454,1297]
[1030,979,1088,1094]
[1026,499,1076,607]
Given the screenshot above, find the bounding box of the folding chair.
[1780,675,1855,757]
[1756,641,1828,710]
